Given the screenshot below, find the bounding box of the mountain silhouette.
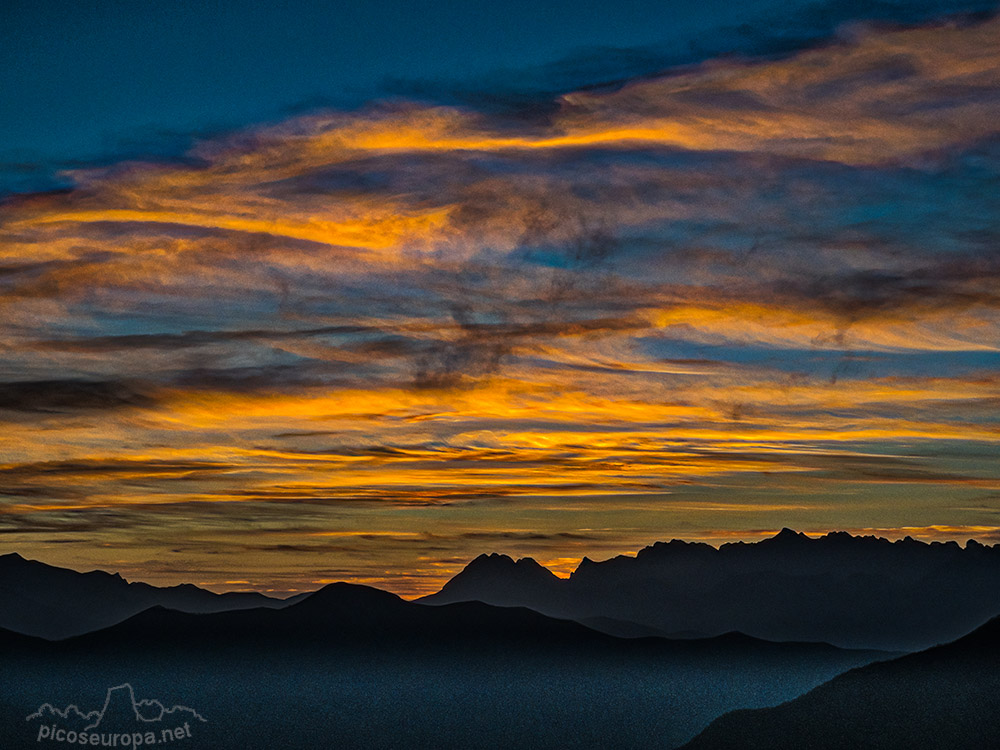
[420,529,1000,650]
[0,552,303,639]
[7,538,991,748]
[439,552,564,599]
[681,615,1000,749]
[2,581,888,750]
[66,582,706,651]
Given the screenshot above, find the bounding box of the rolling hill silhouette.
[0,552,304,639]
[681,614,1000,749]
[0,582,888,750]
[53,580,885,656]
[421,529,1000,650]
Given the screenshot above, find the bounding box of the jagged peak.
[821,530,854,541]
[568,557,595,578]
[646,539,695,552]
[635,538,715,561]
[774,527,808,541]
[469,552,516,567]
[438,553,560,592]
[746,528,811,548]
[465,553,549,572]
[930,540,962,549]
[0,552,29,570]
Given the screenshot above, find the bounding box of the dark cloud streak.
[0,379,154,412]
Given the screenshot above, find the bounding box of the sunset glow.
[2,6,999,596]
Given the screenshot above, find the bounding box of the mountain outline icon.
[26,683,207,729]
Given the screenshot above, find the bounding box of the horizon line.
[4,525,999,600]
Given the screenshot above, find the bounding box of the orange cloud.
[2,13,1000,594]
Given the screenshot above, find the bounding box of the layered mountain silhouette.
[4,534,995,748]
[0,581,887,750]
[54,580,877,654]
[12,529,999,649]
[421,529,1000,650]
[681,614,1000,749]
[0,552,304,639]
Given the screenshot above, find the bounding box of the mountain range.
[0,580,887,750]
[3,532,997,748]
[421,528,1000,650]
[10,529,999,651]
[0,552,304,639]
[681,613,1000,749]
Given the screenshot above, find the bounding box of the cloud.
[555,16,1000,164]
[1,10,1000,592]
[386,1,1000,117]
[0,379,154,412]
[29,325,370,353]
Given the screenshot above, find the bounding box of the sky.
[2,0,1000,596]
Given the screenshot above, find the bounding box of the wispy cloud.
[2,12,999,593]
